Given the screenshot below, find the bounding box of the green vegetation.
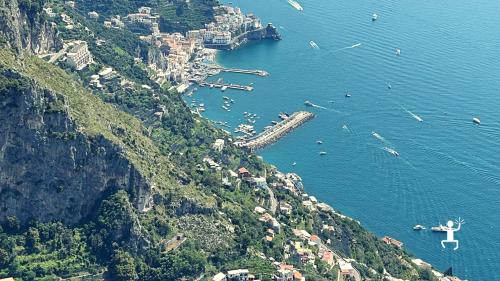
[0,1,442,280]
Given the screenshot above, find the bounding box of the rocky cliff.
[0,0,61,55]
[0,68,154,225]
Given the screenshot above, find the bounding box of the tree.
[109,249,138,281]
[25,227,41,253]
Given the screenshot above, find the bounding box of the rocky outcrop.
[0,69,153,225]
[0,0,61,55]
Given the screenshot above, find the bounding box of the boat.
[372,13,378,21]
[345,93,351,98]
[221,86,228,91]
[223,96,230,100]
[431,224,448,232]
[222,106,229,111]
[383,147,399,157]
[199,103,205,107]
[292,162,297,166]
[230,99,235,103]
[279,113,290,120]
[319,151,327,155]
[396,48,401,56]
[309,41,319,49]
[387,84,392,89]
[473,117,481,125]
[316,140,323,144]
[271,121,278,125]
[413,225,426,231]
[287,0,304,11]
[304,100,313,106]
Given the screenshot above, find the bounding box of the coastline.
[195,10,464,281]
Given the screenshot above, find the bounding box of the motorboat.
[345,93,351,98]
[372,13,378,21]
[431,224,448,232]
[304,100,313,106]
[413,225,426,231]
[316,140,323,144]
[473,117,481,125]
[319,151,327,155]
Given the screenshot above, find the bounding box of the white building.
[275,269,293,281]
[227,269,249,281]
[88,11,99,19]
[66,41,93,70]
[213,139,225,152]
[213,272,227,281]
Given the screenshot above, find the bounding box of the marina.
[243,111,314,150]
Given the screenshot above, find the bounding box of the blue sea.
[187,0,500,279]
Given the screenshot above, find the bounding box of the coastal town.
[4,1,461,281]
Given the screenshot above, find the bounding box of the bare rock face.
[0,70,152,225]
[0,0,61,55]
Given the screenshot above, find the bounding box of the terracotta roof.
[238,167,249,174]
[279,264,294,271]
[310,235,320,242]
[293,271,303,280]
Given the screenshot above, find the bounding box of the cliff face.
[0,0,61,55]
[0,69,153,225]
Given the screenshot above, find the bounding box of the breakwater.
[204,23,281,50]
[243,111,314,150]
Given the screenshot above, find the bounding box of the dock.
[199,81,253,91]
[220,68,269,77]
[243,111,314,150]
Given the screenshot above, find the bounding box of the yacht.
[292,162,297,166]
[319,151,327,155]
[316,140,323,144]
[431,224,448,232]
[345,93,352,98]
[372,13,378,21]
[304,100,313,106]
[396,48,401,56]
[413,225,426,231]
[473,117,481,125]
[287,0,304,11]
[279,113,290,120]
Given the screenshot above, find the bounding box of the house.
[274,269,293,281]
[254,206,266,214]
[308,196,317,204]
[213,272,227,281]
[293,271,305,281]
[88,11,99,19]
[302,200,314,211]
[251,177,268,189]
[98,67,116,80]
[279,202,292,215]
[338,260,356,278]
[321,251,335,266]
[0,278,15,281]
[213,139,225,151]
[316,202,333,212]
[66,41,93,70]
[227,269,249,281]
[322,224,335,233]
[411,258,432,270]
[292,229,311,240]
[382,236,404,249]
[309,235,321,246]
[238,167,251,178]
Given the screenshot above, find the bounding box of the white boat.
[345,93,351,98]
[292,162,297,166]
[221,86,228,91]
[319,151,327,155]
[309,41,319,49]
[287,0,303,11]
[473,117,481,125]
[372,13,378,21]
[316,140,323,144]
[222,106,229,111]
[413,224,426,231]
[431,224,448,232]
[396,48,401,56]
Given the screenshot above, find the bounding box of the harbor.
[219,67,269,77]
[199,81,254,91]
[242,111,314,150]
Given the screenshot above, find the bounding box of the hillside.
[0,1,444,281]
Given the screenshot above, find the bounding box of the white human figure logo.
[441,218,464,250]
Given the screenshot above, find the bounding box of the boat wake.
[342,124,350,132]
[371,131,388,144]
[402,106,423,122]
[333,43,362,53]
[287,0,303,11]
